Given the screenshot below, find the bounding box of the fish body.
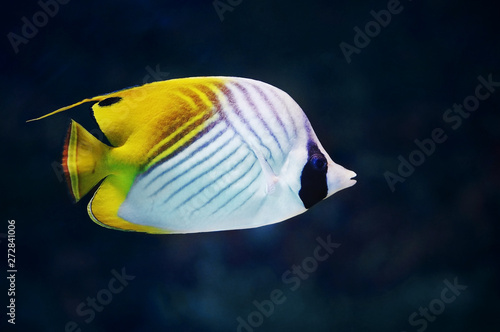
[32,77,356,233]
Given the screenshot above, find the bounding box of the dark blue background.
[1,0,499,331]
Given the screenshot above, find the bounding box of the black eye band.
[298,142,328,209]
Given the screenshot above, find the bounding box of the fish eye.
[310,154,327,172]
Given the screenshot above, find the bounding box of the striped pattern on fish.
[28,76,356,234]
[118,78,310,232]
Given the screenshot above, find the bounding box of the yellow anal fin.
[63,120,111,202]
[88,176,167,234]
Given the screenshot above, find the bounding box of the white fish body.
[114,77,356,233]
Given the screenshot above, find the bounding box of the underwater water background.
[1,0,499,331]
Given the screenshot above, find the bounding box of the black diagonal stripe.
[211,161,262,217]
[189,151,257,215]
[253,84,293,142]
[231,82,284,153]
[219,85,274,159]
[153,131,237,201]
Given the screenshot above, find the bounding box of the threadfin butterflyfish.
[29,77,356,234]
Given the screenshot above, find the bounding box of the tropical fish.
[29,77,356,234]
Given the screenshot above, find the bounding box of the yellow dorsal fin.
[26,95,112,122]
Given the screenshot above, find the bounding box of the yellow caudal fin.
[63,120,161,233]
[63,120,112,202]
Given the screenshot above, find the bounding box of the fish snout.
[326,162,357,196]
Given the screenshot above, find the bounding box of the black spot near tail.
[98,97,122,107]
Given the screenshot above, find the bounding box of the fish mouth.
[338,169,356,191]
[326,163,357,196]
[346,170,357,187]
